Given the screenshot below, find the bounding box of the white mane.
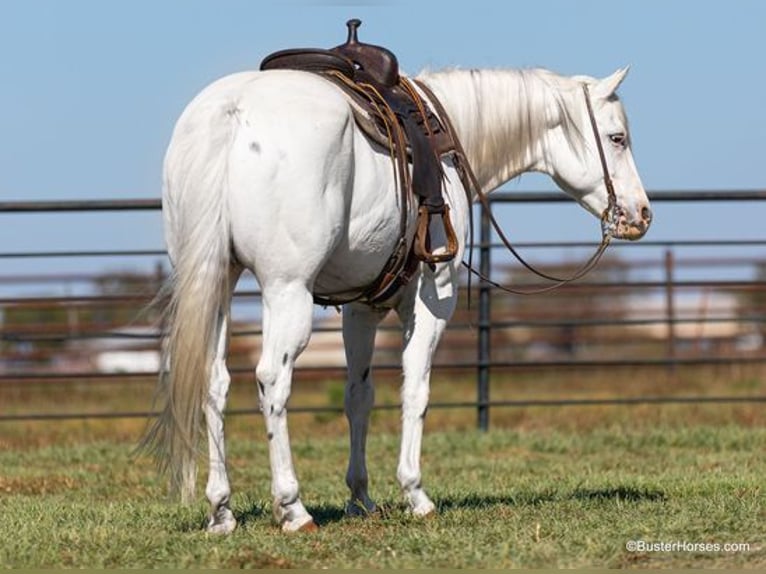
[417,68,597,190]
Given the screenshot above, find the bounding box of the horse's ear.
[594,66,630,99]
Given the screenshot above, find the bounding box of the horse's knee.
[255,359,278,390]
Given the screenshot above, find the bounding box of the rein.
[416,80,616,296]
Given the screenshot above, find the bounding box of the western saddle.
[261,19,461,305]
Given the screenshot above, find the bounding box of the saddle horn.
[345,18,361,44]
[333,18,399,87]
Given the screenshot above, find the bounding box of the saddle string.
[313,71,417,306]
[326,71,403,193]
[414,79,615,297]
[399,77,435,138]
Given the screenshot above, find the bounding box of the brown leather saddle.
[261,19,460,305]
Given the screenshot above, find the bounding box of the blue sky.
[1,0,764,289]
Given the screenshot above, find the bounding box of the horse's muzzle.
[603,204,652,241]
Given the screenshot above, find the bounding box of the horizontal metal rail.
[0,249,167,259]
[3,239,766,261]
[2,189,765,213]
[3,355,766,385]
[0,198,162,213]
[1,255,762,284]
[2,394,764,423]
[3,314,762,344]
[0,278,763,308]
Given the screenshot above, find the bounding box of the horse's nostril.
[641,206,653,223]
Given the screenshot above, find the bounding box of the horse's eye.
[609,133,627,147]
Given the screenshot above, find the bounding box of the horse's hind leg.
[342,302,388,516]
[257,281,316,532]
[205,266,241,534]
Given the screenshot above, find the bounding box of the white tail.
[142,95,239,502]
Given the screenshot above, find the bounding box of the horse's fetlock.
[206,485,231,508]
[273,480,300,509]
[396,466,421,492]
[345,469,368,492]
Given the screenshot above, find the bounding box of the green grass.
[1,424,764,568]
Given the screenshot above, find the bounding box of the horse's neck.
[419,68,564,194]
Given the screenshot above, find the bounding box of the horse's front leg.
[257,282,317,532]
[395,264,458,516]
[342,302,389,516]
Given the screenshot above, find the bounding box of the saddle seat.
[260,19,460,305]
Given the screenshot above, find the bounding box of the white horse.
[145,65,651,533]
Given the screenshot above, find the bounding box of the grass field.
[1,367,765,568]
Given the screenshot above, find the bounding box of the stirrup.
[413,205,459,264]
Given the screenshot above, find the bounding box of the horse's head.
[545,67,652,241]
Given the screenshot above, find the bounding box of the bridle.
[416,80,619,296]
[583,83,619,235]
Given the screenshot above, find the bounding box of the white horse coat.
[146,66,652,533]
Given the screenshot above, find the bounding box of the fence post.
[477,202,492,431]
[664,248,676,371]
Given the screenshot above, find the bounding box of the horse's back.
[171,69,350,124]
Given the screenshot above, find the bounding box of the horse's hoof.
[280,515,318,533]
[345,498,378,518]
[297,519,319,533]
[412,500,436,518]
[207,520,237,534]
[207,508,237,534]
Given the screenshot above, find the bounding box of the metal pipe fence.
[1,190,765,425]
